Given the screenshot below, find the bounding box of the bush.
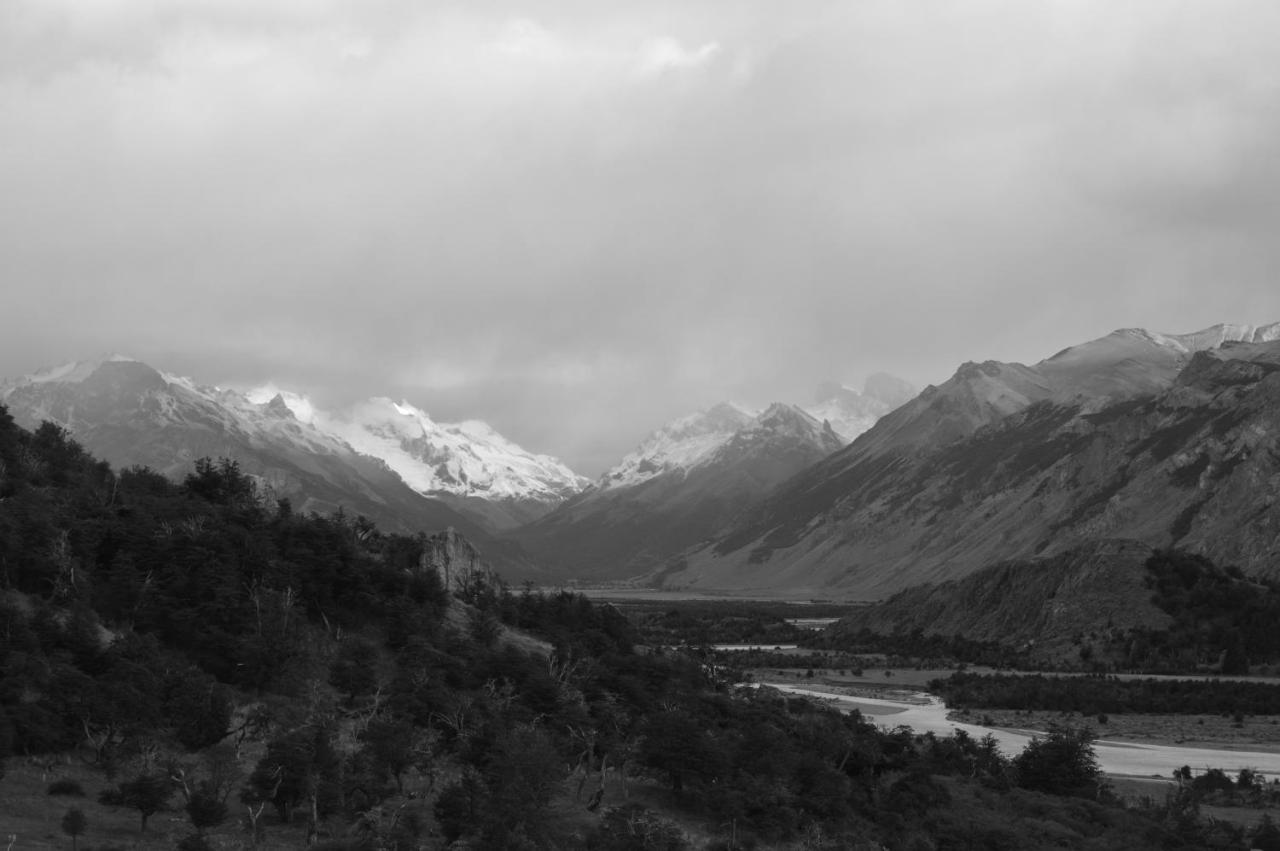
[48,779,86,796]
[1013,724,1101,797]
[175,834,212,851]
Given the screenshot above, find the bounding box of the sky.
[3,1,1280,476]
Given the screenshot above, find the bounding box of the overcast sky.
[3,1,1280,475]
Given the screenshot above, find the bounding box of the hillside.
[0,402,1212,850]
[826,540,1172,663]
[0,359,543,577]
[510,403,843,580]
[661,331,1280,598]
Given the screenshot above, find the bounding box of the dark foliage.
[931,671,1280,715]
[1012,724,1101,796]
[98,772,173,832]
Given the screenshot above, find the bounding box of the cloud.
[635,37,720,77]
[2,1,1279,475]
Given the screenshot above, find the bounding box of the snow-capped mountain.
[0,357,584,553]
[594,372,914,494]
[805,373,917,443]
[510,402,843,580]
[599,402,756,490]
[297,396,589,529]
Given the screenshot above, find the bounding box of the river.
[765,683,1280,779]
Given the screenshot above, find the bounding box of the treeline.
[813,626,1028,669]
[931,672,1280,716]
[0,405,1261,849]
[623,602,812,647]
[1109,550,1280,673]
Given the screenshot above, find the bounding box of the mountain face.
[806,373,917,443]
[661,324,1280,598]
[595,402,756,492]
[828,539,1172,662]
[0,358,550,577]
[509,403,844,580]
[257,393,588,530]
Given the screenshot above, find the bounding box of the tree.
[244,725,341,823]
[638,709,723,796]
[186,786,229,833]
[1252,814,1280,851]
[329,636,380,704]
[61,808,88,851]
[1012,724,1101,797]
[167,673,233,751]
[359,715,418,793]
[99,773,173,832]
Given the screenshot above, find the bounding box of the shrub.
[61,807,88,851]
[175,835,213,851]
[1013,724,1101,797]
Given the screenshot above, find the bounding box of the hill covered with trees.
[0,404,1271,850]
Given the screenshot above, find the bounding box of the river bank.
[758,681,1280,778]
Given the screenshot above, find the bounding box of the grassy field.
[3,758,205,851]
[0,756,734,851]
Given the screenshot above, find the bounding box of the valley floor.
[948,707,1280,753]
[750,670,1280,778]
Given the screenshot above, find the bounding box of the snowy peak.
[599,402,756,489]
[2,360,588,514]
[245,385,319,425]
[1035,322,1280,402]
[750,402,837,443]
[804,374,915,443]
[1142,322,1280,353]
[324,396,588,503]
[711,402,844,464]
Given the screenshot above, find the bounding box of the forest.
[930,672,1280,717]
[2,403,1277,850]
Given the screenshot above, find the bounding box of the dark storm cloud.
[3,1,1280,475]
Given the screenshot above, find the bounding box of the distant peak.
[246,384,318,424]
[953,360,1008,380]
[753,402,824,433]
[1096,322,1280,355]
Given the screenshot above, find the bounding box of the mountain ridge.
[0,358,548,577]
[659,323,1280,598]
[509,401,845,579]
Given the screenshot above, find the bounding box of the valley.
[5,322,1280,850]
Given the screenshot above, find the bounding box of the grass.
[0,758,338,851]
[948,707,1280,751]
[2,759,186,851]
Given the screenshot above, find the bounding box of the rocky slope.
[827,539,1172,662]
[661,325,1280,598]
[509,403,844,580]
[0,358,541,575]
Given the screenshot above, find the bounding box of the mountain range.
[0,357,548,576]
[240,388,588,530]
[5,322,1275,601]
[659,323,1280,598]
[510,402,846,579]
[0,357,912,582]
